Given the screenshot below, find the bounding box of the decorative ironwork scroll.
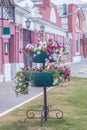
[0,0,15,21]
[24,105,64,126]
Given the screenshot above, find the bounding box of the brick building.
[0,0,85,82]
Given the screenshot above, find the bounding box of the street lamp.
[40,25,45,33]
[40,25,45,37]
[25,18,32,67]
[36,25,45,39]
[25,19,31,29]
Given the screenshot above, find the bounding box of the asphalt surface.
[0,60,87,117]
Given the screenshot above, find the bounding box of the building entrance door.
[23,29,32,67]
[83,39,87,58]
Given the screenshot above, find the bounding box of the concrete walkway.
[0,60,87,117]
[70,60,87,78]
[0,81,44,116]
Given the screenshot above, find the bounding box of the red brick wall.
[0,20,23,74]
[34,1,61,27]
[68,4,84,58]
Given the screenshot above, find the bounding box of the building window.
[58,37,61,44]
[31,0,43,4]
[75,17,80,53]
[76,32,80,53]
[45,34,54,41]
[49,34,54,41]
[50,7,56,23]
[60,37,63,45]
[63,4,68,15]
[4,42,9,55]
[45,34,50,41]
[31,0,43,2]
[66,39,71,58]
[23,29,31,43]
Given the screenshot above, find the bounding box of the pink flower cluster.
[18,64,71,81]
[23,39,66,62]
[58,66,71,81]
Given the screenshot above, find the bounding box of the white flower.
[26,44,29,47]
[39,41,43,45]
[45,59,49,63]
[19,82,22,86]
[37,51,41,55]
[38,45,42,50]
[45,58,48,61]
[53,78,58,85]
[49,56,53,59]
[34,54,36,57]
[34,48,37,52]
[53,53,57,60]
[43,41,46,44]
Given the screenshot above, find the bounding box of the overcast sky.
[16,0,87,8]
[82,0,87,2]
[51,0,87,5]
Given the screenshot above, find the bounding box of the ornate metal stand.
[24,63,64,126]
[24,105,63,126]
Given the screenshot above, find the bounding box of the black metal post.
[43,62,48,121]
[43,86,47,121]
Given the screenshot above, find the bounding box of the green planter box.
[32,51,55,63]
[32,51,48,63]
[31,72,54,87]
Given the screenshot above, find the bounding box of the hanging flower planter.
[32,51,48,63]
[14,64,71,95]
[30,72,54,87]
[15,39,71,95]
[23,39,66,63]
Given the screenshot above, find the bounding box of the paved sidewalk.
[0,81,44,116]
[0,60,87,117]
[70,60,87,78]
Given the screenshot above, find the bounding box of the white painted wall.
[73,56,81,62]
[3,63,11,82]
[2,63,24,82]
[0,75,4,83]
[45,26,66,37]
[11,63,24,80]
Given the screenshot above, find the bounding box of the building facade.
[0,0,85,82]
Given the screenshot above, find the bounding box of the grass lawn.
[0,77,87,130]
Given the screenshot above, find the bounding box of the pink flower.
[48,38,53,42]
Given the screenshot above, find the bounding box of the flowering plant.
[14,64,71,95]
[15,39,70,95]
[58,65,71,81]
[15,66,58,95]
[23,39,66,63]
